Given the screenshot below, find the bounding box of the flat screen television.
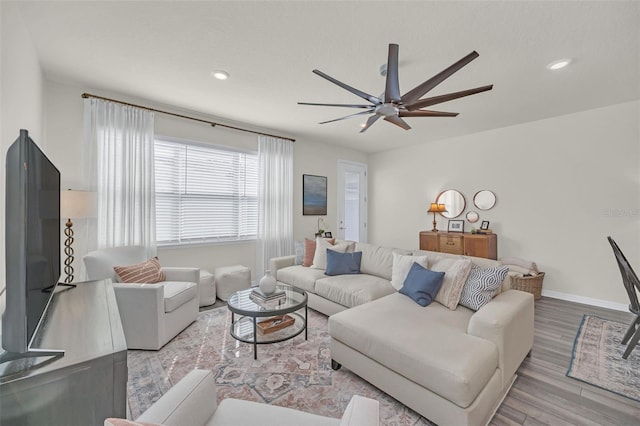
[1,129,63,363]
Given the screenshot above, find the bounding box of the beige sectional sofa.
[270,241,534,426]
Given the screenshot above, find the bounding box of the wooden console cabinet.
[419,231,498,260]
[0,279,127,426]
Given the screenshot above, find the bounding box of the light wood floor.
[492,297,640,426]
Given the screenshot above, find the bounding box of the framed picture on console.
[448,220,464,233]
[324,232,333,238]
[480,220,490,230]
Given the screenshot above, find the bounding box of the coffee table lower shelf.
[229,311,307,359]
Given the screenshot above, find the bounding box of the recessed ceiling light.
[547,59,571,71]
[212,70,230,80]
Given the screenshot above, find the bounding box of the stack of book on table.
[250,287,286,308]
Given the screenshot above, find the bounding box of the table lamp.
[427,203,448,232]
[60,189,97,284]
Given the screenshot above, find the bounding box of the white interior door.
[337,160,367,242]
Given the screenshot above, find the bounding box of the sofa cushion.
[430,257,473,310]
[312,239,353,270]
[356,243,410,280]
[163,281,198,313]
[391,252,429,290]
[459,265,509,311]
[399,263,445,307]
[315,274,395,308]
[114,257,165,283]
[276,265,327,293]
[325,250,362,276]
[329,293,498,408]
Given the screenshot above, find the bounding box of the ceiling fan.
[298,44,493,133]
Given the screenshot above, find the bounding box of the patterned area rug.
[127,307,434,425]
[567,315,640,402]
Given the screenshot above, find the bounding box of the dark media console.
[0,280,127,425]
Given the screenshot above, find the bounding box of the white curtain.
[83,98,156,255]
[256,136,294,280]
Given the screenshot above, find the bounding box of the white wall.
[368,100,640,307]
[43,81,366,281]
[0,3,45,299]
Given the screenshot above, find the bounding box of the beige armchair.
[83,246,199,350]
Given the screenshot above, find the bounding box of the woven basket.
[510,272,545,300]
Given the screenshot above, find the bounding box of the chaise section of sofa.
[329,288,534,426]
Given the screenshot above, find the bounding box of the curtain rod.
[81,93,295,142]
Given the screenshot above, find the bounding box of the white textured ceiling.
[14,0,640,153]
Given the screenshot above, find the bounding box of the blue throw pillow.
[399,262,445,307]
[325,250,362,276]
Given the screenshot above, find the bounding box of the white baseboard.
[542,289,628,312]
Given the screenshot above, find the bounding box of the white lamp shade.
[60,190,97,219]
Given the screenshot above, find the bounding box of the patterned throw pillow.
[429,257,473,310]
[459,265,509,311]
[113,257,165,283]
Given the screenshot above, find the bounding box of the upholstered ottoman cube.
[215,265,251,301]
[198,270,216,307]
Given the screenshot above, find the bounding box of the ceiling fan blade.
[319,110,373,125]
[312,69,381,105]
[383,115,411,130]
[359,115,381,133]
[298,102,373,109]
[406,85,493,111]
[399,110,459,117]
[384,43,401,103]
[401,51,480,105]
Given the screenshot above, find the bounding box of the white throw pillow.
[311,238,352,270]
[391,252,428,291]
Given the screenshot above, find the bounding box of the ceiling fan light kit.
[299,43,493,133]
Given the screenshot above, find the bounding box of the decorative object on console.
[427,202,447,231]
[436,189,466,218]
[466,211,479,223]
[303,174,327,215]
[473,190,496,210]
[258,270,277,295]
[448,219,464,233]
[315,216,326,236]
[60,189,96,284]
[480,220,490,230]
[323,231,332,238]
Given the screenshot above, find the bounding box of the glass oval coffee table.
[227,283,307,359]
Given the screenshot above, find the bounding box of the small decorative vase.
[259,270,277,295]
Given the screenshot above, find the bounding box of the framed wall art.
[303,174,327,215]
[448,220,464,233]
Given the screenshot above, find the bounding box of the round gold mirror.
[473,190,496,210]
[466,211,479,223]
[436,189,466,219]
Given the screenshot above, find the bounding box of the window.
[154,137,258,246]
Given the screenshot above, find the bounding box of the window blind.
[155,138,258,246]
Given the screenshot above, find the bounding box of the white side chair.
[83,245,199,350]
[112,369,379,426]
